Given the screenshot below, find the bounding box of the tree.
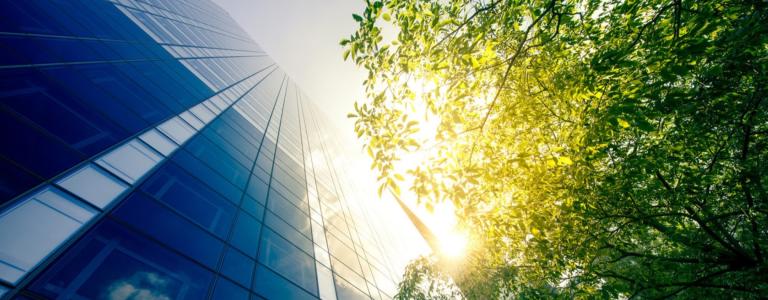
[344,0,768,298]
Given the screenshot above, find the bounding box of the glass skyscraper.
[0,0,424,299]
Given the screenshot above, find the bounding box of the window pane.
[247,177,268,205]
[190,103,215,124]
[141,163,236,238]
[229,213,262,257]
[170,150,242,204]
[258,228,317,295]
[180,111,205,130]
[56,164,128,209]
[268,194,311,238]
[0,157,40,206]
[253,265,315,300]
[112,193,224,268]
[28,220,213,300]
[139,129,178,156]
[220,247,254,288]
[212,277,249,300]
[265,212,313,255]
[157,116,196,145]
[317,264,337,300]
[241,195,265,221]
[0,187,96,284]
[334,274,369,300]
[96,139,162,184]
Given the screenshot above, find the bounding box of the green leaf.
[617,118,630,128]
[557,156,574,166]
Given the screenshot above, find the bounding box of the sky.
[213,0,366,143]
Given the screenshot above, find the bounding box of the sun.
[427,201,470,259]
[438,229,469,259]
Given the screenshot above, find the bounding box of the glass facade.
[0,0,423,299]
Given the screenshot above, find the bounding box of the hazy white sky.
[213,0,366,143]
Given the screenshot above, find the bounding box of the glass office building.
[0,0,424,299]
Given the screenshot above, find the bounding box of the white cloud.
[106,272,172,300]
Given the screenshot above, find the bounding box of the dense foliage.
[343,0,767,298]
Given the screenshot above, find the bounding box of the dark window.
[0,2,66,35]
[0,68,127,156]
[112,192,224,268]
[183,135,250,188]
[75,63,171,124]
[0,157,40,206]
[141,163,236,238]
[0,109,83,179]
[37,65,149,133]
[170,150,243,205]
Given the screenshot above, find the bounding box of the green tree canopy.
[344,0,767,298]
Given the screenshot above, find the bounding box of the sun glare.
[438,229,469,259]
[429,201,470,259]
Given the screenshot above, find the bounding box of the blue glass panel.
[37,65,149,133]
[112,193,224,268]
[230,213,262,258]
[0,109,83,179]
[59,0,127,39]
[219,110,264,146]
[241,195,265,221]
[154,61,213,101]
[28,220,213,300]
[0,157,40,206]
[155,60,207,97]
[170,150,243,204]
[247,177,269,206]
[184,135,250,187]
[74,63,171,124]
[114,63,184,113]
[204,116,259,159]
[268,194,311,238]
[264,212,314,255]
[0,68,128,156]
[220,247,255,288]
[258,228,317,295]
[0,42,26,66]
[212,277,249,300]
[253,265,316,300]
[130,61,200,107]
[0,1,64,35]
[0,36,100,65]
[141,163,236,238]
[198,128,254,169]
